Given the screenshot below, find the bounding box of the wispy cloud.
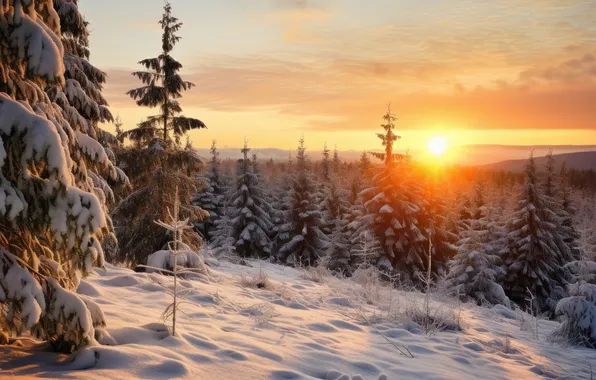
[102,0,596,134]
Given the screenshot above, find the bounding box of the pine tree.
[1,0,120,351]
[278,137,328,265]
[193,140,225,240]
[456,194,474,233]
[472,182,486,220]
[52,0,128,260]
[543,152,576,266]
[324,219,352,274]
[227,141,273,258]
[123,2,205,146]
[332,145,341,174]
[359,151,371,177]
[370,105,402,165]
[418,177,459,277]
[324,180,350,224]
[357,106,429,282]
[560,161,581,261]
[348,151,371,205]
[502,154,568,310]
[114,114,125,146]
[321,143,331,181]
[448,214,509,306]
[210,197,236,257]
[113,3,208,266]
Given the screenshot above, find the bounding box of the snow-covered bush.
[552,282,596,348]
[146,250,208,276]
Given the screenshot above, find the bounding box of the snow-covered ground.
[1,259,594,379]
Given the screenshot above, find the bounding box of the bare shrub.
[300,263,332,284]
[239,270,275,291]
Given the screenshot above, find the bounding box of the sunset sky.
[83,0,596,157]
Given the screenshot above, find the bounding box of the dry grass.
[238,270,275,291]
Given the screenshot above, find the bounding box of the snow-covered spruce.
[50,0,128,260]
[501,154,569,312]
[447,218,510,307]
[320,142,331,181]
[193,140,225,241]
[417,177,459,278]
[324,219,352,274]
[321,178,351,233]
[225,141,274,258]
[356,106,432,282]
[113,3,209,266]
[558,161,581,261]
[277,137,328,266]
[0,1,117,351]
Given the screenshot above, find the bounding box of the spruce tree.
[502,154,568,310]
[324,219,352,274]
[1,0,120,351]
[124,2,205,146]
[418,177,458,277]
[359,151,371,177]
[472,182,486,220]
[332,145,341,174]
[113,3,207,266]
[456,194,474,233]
[357,106,428,282]
[278,137,328,265]
[51,0,128,260]
[324,180,350,224]
[560,161,581,260]
[227,142,273,258]
[448,211,509,306]
[193,140,224,240]
[114,114,125,146]
[321,143,331,181]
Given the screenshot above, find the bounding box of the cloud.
[519,53,596,85]
[102,0,596,133]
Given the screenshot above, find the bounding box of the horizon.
[190,144,596,166]
[84,0,596,159]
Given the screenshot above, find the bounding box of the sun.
[428,136,448,157]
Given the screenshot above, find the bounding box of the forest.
[1,1,596,378]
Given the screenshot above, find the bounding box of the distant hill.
[482,151,596,172]
[194,145,596,166]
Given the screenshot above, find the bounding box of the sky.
[83,0,596,157]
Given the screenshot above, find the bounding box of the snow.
[146,250,207,275]
[0,93,70,185]
[0,251,45,329]
[2,259,595,379]
[10,12,65,81]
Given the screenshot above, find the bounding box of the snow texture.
[2,260,595,379]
